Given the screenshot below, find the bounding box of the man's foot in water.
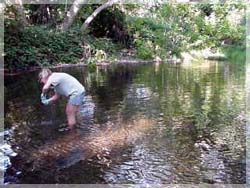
[58,126,77,133]
[58,127,69,132]
[58,123,67,129]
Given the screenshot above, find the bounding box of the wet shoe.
[58,127,76,133]
[58,127,71,132]
[59,123,67,128]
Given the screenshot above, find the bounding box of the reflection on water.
[3,61,246,183]
[31,118,155,169]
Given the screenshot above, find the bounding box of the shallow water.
[3,61,246,184]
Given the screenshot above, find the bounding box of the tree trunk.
[61,0,88,31]
[14,0,28,26]
[81,0,119,31]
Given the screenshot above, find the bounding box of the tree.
[61,0,88,30]
[13,0,28,27]
[81,0,119,31]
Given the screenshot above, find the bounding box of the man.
[39,68,85,131]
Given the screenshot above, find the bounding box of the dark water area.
[3,61,246,184]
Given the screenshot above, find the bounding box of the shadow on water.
[3,61,246,184]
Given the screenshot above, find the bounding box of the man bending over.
[39,68,85,131]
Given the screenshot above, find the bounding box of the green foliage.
[4,26,121,71]
[74,5,95,27]
[4,3,246,70]
[83,36,122,65]
[4,5,25,35]
[5,26,77,70]
[86,49,107,65]
[80,5,129,48]
[23,4,65,25]
[127,16,170,32]
[95,50,107,61]
[126,3,245,59]
[85,36,119,53]
[220,46,246,63]
[137,45,154,60]
[127,16,169,59]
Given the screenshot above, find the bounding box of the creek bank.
[3,58,180,76]
[4,49,230,76]
[181,48,228,64]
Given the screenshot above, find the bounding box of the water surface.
[3,60,246,184]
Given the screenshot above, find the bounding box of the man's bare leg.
[66,102,79,130]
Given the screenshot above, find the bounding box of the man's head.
[39,68,52,84]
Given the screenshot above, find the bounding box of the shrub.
[4,26,122,71]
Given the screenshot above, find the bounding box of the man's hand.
[41,93,49,105]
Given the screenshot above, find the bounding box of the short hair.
[38,68,52,81]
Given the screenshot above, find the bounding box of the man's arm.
[42,83,50,94]
[47,92,60,103]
